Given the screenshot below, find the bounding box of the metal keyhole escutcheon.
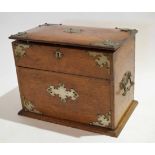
[55,49,63,59]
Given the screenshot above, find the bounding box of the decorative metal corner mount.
[115,27,138,34]
[14,43,30,58]
[63,28,83,34]
[47,83,79,103]
[10,32,27,38]
[21,96,42,114]
[90,112,111,127]
[88,51,110,69]
[119,71,134,96]
[92,40,121,49]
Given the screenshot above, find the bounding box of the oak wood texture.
[9,24,132,50]
[18,100,138,137]
[9,24,138,137]
[17,67,112,128]
[12,41,112,80]
[113,36,135,127]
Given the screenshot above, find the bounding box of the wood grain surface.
[13,41,112,80]
[18,100,138,137]
[9,24,131,50]
[10,24,138,136]
[17,67,112,127]
[113,36,135,127]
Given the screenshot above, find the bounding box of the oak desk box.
[9,24,138,137]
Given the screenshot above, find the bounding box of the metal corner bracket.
[14,43,30,58]
[88,51,110,69]
[10,31,27,38]
[90,112,111,127]
[115,27,138,34]
[21,96,42,114]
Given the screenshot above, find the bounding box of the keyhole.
[55,49,63,59]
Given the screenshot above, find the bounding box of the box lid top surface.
[9,23,137,51]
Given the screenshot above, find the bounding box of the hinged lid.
[9,23,137,51]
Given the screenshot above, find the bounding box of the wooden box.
[9,23,138,137]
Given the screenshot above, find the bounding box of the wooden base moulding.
[18,100,138,137]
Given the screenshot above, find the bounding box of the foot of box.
[18,100,138,137]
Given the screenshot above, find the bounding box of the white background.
[0,12,155,142]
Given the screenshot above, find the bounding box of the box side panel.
[113,36,135,128]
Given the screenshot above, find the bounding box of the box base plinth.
[18,100,138,137]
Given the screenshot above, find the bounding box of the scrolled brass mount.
[119,71,134,96]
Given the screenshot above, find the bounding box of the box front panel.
[17,67,112,129]
[12,41,112,80]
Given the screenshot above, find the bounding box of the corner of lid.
[115,27,138,35]
[9,31,27,39]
